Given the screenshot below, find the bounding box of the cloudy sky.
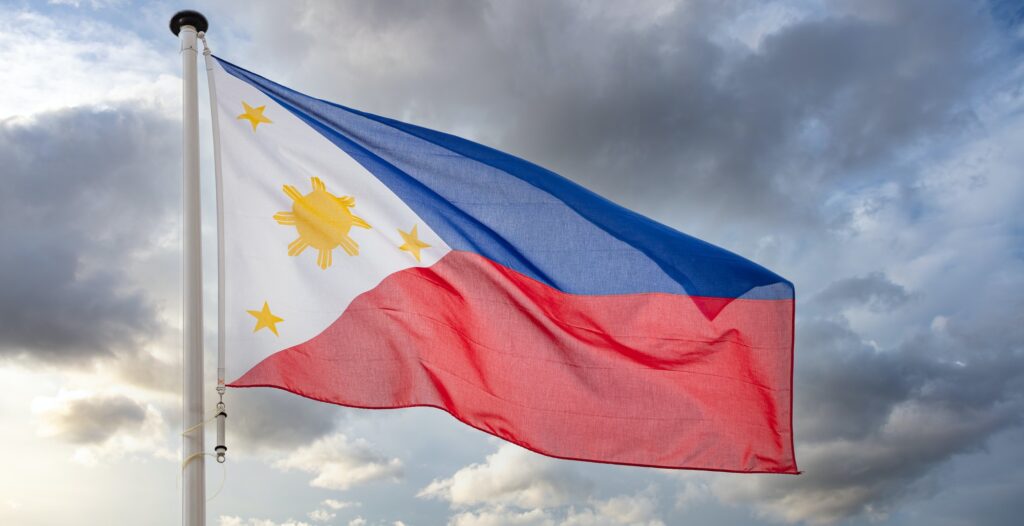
[2,0,1023,525]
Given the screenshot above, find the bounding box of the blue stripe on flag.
[216,56,792,300]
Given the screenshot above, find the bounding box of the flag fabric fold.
[212,55,797,473]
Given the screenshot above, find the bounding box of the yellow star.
[247,301,283,336]
[398,224,431,262]
[237,101,272,131]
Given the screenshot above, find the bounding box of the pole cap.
[169,10,208,36]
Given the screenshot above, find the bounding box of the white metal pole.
[171,10,208,526]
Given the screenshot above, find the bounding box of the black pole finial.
[170,10,208,36]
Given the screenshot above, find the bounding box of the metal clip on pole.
[215,390,227,463]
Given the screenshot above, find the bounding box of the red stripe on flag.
[230,251,796,473]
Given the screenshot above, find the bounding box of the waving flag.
[212,56,796,473]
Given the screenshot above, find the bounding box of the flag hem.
[227,381,800,475]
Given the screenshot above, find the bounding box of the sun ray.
[288,237,310,256]
[351,213,371,229]
[273,211,296,225]
[311,177,326,191]
[317,248,332,269]
[283,185,303,202]
[338,235,359,256]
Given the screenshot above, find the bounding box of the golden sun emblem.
[273,177,371,269]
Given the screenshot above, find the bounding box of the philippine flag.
[212,56,797,474]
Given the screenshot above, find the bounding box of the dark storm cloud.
[0,104,179,362]
[715,290,1024,523]
[794,318,913,442]
[797,314,1024,444]
[225,0,998,228]
[494,0,992,224]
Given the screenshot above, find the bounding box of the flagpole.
[170,10,209,526]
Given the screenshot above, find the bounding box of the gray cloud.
[33,388,173,466]
[40,393,148,445]
[219,0,999,230]
[227,388,342,451]
[712,295,1024,523]
[0,104,179,362]
[109,349,180,395]
[812,272,911,314]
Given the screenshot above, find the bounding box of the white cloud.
[323,499,360,510]
[274,433,403,491]
[673,479,712,511]
[47,0,127,8]
[449,508,554,526]
[307,509,334,522]
[419,444,589,510]
[426,445,665,524]
[0,9,177,120]
[306,498,360,523]
[565,491,664,526]
[218,517,313,526]
[446,491,665,526]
